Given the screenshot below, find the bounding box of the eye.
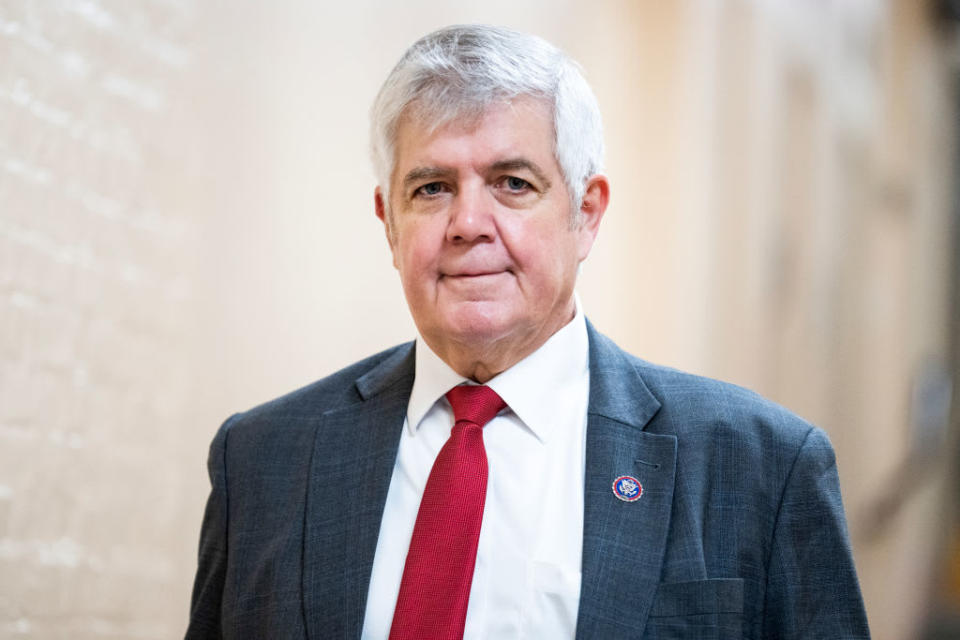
[504,176,531,191]
[415,182,447,197]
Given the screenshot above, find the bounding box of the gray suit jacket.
[187,322,870,639]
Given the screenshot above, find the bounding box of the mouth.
[439,270,513,288]
[445,271,503,278]
[441,268,512,280]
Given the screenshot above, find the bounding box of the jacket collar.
[584,318,661,428]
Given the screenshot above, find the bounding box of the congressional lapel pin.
[612,475,643,502]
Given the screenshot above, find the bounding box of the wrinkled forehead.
[402,97,488,137]
[395,94,556,153]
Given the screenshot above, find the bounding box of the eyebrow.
[401,167,455,192]
[490,158,551,189]
[400,158,553,192]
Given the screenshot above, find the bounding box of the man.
[187,24,870,639]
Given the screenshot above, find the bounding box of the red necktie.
[389,385,506,640]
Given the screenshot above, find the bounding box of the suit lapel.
[302,344,415,640]
[575,323,677,638]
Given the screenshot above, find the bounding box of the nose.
[446,180,496,244]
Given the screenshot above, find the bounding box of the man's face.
[376,97,605,378]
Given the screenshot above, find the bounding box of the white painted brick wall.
[0,2,207,637]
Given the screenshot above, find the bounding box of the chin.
[440,306,519,345]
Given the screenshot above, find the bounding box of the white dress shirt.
[361,303,590,640]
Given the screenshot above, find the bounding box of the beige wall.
[1,1,955,638]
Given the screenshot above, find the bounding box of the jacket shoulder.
[618,348,818,452]
[218,341,414,438]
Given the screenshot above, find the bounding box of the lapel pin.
[612,475,643,502]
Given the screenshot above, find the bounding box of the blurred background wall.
[1,0,958,638]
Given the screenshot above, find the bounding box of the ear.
[374,187,399,269]
[575,174,610,261]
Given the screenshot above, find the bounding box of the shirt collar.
[407,338,469,435]
[407,295,589,443]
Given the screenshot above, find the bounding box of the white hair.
[369,24,604,216]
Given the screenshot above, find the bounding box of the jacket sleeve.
[762,427,871,639]
[185,417,235,640]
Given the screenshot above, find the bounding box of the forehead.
[391,96,558,178]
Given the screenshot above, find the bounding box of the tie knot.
[445,385,506,428]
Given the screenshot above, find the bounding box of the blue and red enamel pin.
[612,475,643,502]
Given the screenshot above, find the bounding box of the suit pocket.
[643,578,744,640]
